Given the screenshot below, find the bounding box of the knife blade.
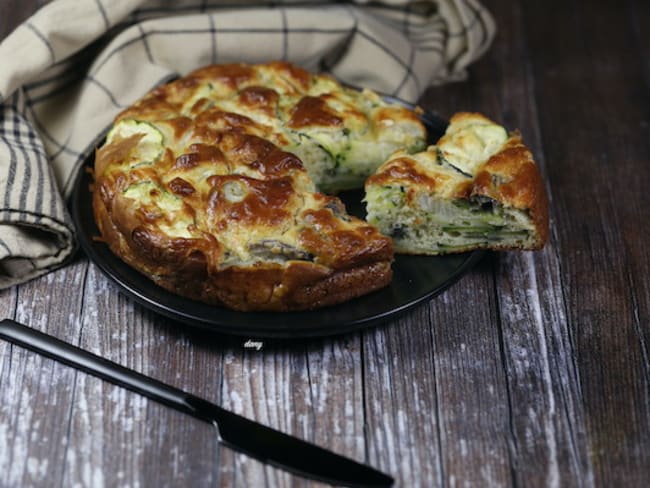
[0,318,393,488]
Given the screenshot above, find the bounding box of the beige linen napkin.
[0,0,495,288]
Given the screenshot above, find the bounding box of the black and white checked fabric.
[0,0,495,288]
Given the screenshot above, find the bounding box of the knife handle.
[0,319,198,418]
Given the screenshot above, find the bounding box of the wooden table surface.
[1,0,649,486]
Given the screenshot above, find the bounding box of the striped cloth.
[0,0,495,288]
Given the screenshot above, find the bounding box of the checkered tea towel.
[0,0,495,288]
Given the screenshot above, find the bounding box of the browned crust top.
[93,62,395,311]
[472,134,549,247]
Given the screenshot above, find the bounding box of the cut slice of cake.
[364,112,549,254]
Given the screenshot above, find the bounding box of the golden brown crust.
[366,156,445,191]
[471,135,549,248]
[93,62,396,311]
[288,96,344,129]
[94,179,392,311]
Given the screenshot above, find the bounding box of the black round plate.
[71,111,483,338]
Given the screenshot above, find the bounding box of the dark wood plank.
[429,266,516,487]
[0,283,17,321]
[0,260,88,487]
[362,267,515,487]
[621,0,650,433]
[470,1,594,485]
[520,0,650,485]
[0,0,48,40]
[362,308,446,487]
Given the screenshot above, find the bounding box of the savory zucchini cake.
[112,61,427,193]
[365,112,549,254]
[93,61,426,311]
[94,62,548,311]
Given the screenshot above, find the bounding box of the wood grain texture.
[2,0,650,486]
[518,0,650,485]
[0,259,87,487]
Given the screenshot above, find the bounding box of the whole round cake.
[92,61,427,311]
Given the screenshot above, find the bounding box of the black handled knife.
[0,318,393,488]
